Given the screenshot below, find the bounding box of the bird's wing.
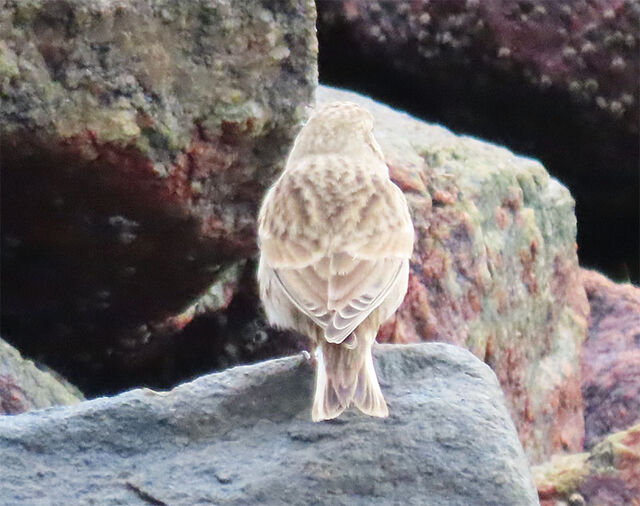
[270,254,405,345]
[272,259,332,329]
[323,254,405,343]
[259,166,414,344]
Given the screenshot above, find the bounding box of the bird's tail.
[311,337,388,422]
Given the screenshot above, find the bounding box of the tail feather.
[311,336,388,422]
[353,348,388,417]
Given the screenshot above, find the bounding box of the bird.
[257,101,414,421]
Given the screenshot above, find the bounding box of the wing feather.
[272,255,405,345]
[324,258,404,343]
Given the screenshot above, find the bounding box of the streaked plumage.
[257,102,414,421]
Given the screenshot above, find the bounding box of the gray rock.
[0,337,83,415]
[0,343,538,505]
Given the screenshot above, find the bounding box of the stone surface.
[0,337,83,415]
[534,423,640,506]
[316,0,639,282]
[581,269,640,448]
[0,343,538,506]
[315,86,589,464]
[0,0,317,393]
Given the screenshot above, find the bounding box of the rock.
[581,269,640,448]
[316,0,639,282]
[0,0,317,393]
[0,343,539,505]
[0,337,83,415]
[533,423,640,506]
[315,86,589,464]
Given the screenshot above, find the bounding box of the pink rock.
[581,269,640,448]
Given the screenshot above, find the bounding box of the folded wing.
[272,253,404,345]
[259,166,414,345]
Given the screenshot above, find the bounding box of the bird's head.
[287,101,385,165]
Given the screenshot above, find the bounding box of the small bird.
[257,101,414,421]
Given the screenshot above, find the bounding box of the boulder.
[315,86,589,463]
[534,423,640,506]
[0,0,317,393]
[581,269,640,448]
[316,0,639,282]
[0,337,83,415]
[0,343,539,506]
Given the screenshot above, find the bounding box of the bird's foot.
[300,349,317,368]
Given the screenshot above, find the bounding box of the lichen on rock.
[0,337,83,415]
[534,423,640,505]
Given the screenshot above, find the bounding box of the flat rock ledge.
[0,343,538,505]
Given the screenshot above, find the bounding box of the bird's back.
[259,154,413,268]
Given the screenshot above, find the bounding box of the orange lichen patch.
[609,425,640,498]
[483,333,495,367]
[135,111,155,129]
[554,378,585,452]
[165,305,197,331]
[622,426,640,448]
[390,275,438,343]
[466,289,482,315]
[523,398,534,423]
[166,128,240,202]
[501,185,523,212]
[0,375,28,415]
[495,287,509,315]
[495,206,509,229]
[187,139,239,178]
[520,247,538,294]
[388,161,427,193]
[431,188,457,205]
[420,248,448,280]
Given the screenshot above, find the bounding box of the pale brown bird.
[257,101,414,421]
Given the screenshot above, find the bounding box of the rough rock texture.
[0,343,539,506]
[0,0,317,393]
[316,0,640,282]
[0,337,83,415]
[581,269,640,448]
[533,423,640,506]
[315,87,589,463]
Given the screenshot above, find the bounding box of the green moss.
[0,44,19,80]
[12,0,42,26]
[589,425,640,474]
[54,95,141,146]
[532,452,590,496]
[204,99,269,138]
[0,43,19,97]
